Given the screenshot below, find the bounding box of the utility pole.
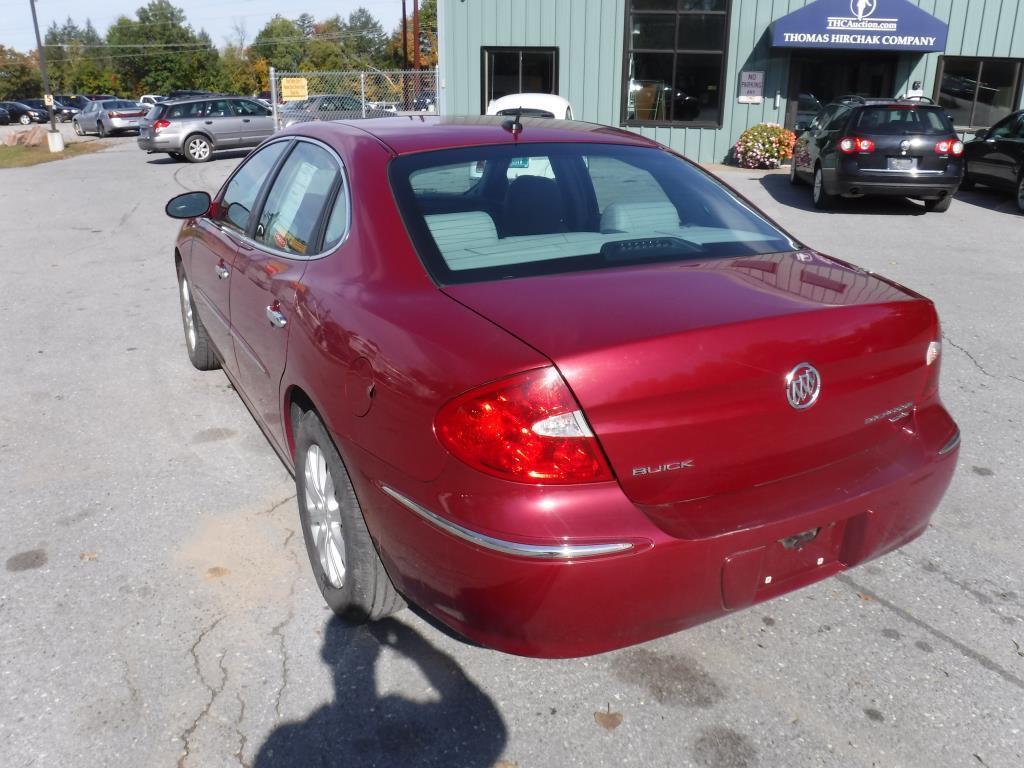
[29,0,62,150]
[401,0,409,70]
[413,0,421,71]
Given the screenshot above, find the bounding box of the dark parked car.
[20,97,79,122]
[961,109,1024,213]
[165,117,958,658]
[57,94,93,111]
[0,100,47,125]
[790,97,964,212]
[0,106,9,125]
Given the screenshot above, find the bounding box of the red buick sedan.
[166,116,959,658]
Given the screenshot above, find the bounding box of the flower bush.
[733,123,797,169]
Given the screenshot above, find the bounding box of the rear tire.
[184,134,212,163]
[959,165,975,190]
[788,159,801,185]
[925,196,953,213]
[97,121,107,138]
[177,263,219,371]
[295,410,404,623]
[812,165,835,210]
[73,120,83,136]
[1016,174,1024,214]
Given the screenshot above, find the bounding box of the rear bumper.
[833,168,961,199]
[354,404,959,658]
[136,134,180,151]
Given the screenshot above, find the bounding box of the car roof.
[829,96,943,109]
[302,115,659,155]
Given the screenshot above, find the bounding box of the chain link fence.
[268,68,439,130]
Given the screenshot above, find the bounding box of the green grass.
[0,140,106,169]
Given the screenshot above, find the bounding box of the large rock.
[3,125,49,147]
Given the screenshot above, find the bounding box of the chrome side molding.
[379,485,634,560]
[938,429,961,456]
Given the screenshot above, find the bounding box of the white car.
[486,93,574,120]
[473,94,576,180]
[139,94,165,107]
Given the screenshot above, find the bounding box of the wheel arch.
[284,384,319,460]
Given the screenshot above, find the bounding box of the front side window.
[255,142,340,256]
[231,99,269,116]
[390,142,797,285]
[216,141,289,233]
[481,47,558,111]
[624,0,730,126]
[937,57,1023,129]
[989,113,1024,139]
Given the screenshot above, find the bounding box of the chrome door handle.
[266,306,288,328]
[214,264,230,279]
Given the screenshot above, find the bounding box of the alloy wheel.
[19,114,30,125]
[304,444,346,589]
[187,137,210,161]
[180,276,196,351]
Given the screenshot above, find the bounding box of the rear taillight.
[435,367,613,484]
[839,136,875,154]
[935,139,964,156]
[153,119,171,133]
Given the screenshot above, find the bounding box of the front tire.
[19,114,31,125]
[812,165,835,210]
[295,410,403,622]
[184,134,212,163]
[177,264,219,371]
[1016,174,1024,214]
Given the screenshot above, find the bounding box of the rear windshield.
[853,106,952,135]
[104,100,140,110]
[389,142,798,285]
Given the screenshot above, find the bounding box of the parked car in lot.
[279,94,396,127]
[165,116,959,658]
[20,97,79,122]
[138,95,275,162]
[486,93,574,120]
[0,100,47,125]
[57,94,92,112]
[73,99,148,136]
[139,94,165,107]
[961,109,1024,213]
[790,97,964,212]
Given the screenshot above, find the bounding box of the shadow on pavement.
[146,149,252,165]
[254,617,507,768]
[759,173,927,216]
[953,186,1021,217]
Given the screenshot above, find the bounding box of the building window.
[936,57,1023,130]
[481,47,558,112]
[622,0,730,127]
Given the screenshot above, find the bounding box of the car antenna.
[502,108,524,137]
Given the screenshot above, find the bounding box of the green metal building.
[437,0,1024,163]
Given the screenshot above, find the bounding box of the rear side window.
[254,142,340,256]
[853,106,952,134]
[216,141,289,233]
[167,101,205,119]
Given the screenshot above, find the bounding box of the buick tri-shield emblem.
[786,363,821,410]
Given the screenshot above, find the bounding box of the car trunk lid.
[443,251,937,514]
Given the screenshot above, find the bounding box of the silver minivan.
[137,96,275,162]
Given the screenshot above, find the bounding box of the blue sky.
[0,0,404,52]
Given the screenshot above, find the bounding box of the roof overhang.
[772,0,948,52]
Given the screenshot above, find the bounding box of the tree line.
[0,0,437,100]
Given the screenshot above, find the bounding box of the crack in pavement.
[942,334,995,379]
[120,656,141,707]
[234,689,250,768]
[837,574,1024,691]
[177,615,226,768]
[269,529,301,721]
[257,494,297,518]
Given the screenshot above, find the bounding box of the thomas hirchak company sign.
[772,0,949,52]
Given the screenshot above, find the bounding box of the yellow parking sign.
[280,78,309,102]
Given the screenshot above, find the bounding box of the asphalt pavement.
[1,138,1021,768]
